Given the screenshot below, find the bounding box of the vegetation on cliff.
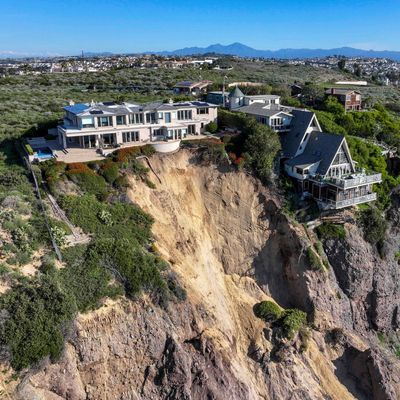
[0,149,184,370]
[218,109,281,180]
[253,300,308,341]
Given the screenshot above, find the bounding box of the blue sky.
[1,0,399,55]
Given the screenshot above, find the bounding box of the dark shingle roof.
[285,131,344,176]
[229,86,244,98]
[237,103,288,118]
[325,88,361,95]
[280,109,315,158]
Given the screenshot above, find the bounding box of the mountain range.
[2,43,400,61]
[155,42,400,61]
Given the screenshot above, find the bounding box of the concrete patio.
[33,134,216,163]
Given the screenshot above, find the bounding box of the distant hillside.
[156,42,400,61]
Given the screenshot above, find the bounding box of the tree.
[244,122,281,181]
[301,84,324,106]
[323,96,345,115]
[338,59,346,70]
[205,121,218,133]
[353,63,362,77]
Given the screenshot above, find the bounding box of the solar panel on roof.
[90,110,103,115]
[103,101,116,106]
[65,103,89,114]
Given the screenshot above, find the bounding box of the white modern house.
[57,100,218,152]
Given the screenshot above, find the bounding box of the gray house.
[236,101,382,210]
[280,109,381,210]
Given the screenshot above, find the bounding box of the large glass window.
[98,116,112,127]
[116,115,126,125]
[101,133,115,145]
[165,112,171,123]
[332,145,350,165]
[130,113,143,124]
[146,112,156,124]
[197,107,209,115]
[177,110,193,120]
[270,118,283,127]
[153,128,164,137]
[81,117,94,128]
[122,131,139,143]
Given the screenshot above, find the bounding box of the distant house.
[173,80,213,96]
[324,88,362,111]
[228,87,280,110]
[290,84,303,97]
[206,91,229,105]
[235,103,292,132]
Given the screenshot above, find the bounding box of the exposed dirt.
[14,149,400,400]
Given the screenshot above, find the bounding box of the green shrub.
[130,160,149,176]
[201,142,227,164]
[315,223,346,240]
[145,178,156,189]
[39,254,56,274]
[25,144,34,155]
[100,161,119,184]
[0,263,10,276]
[87,237,167,299]
[205,121,218,133]
[59,194,153,244]
[0,274,76,370]
[141,144,156,157]
[314,241,325,258]
[97,209,113,226]
[253,300,282,322]
[114,174,130,189]
[49,218,72,235]
[50,225,68,247]
[306,246,324,271]
[0,170,28,188]
[281,309,307,340]
[60,244,121,312]
[359,207,387,246]
[67,171,108,200]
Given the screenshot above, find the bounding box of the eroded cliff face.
[16,150,400,400]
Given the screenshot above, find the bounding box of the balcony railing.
[325,173,382,189]
[321,193,377,210]
[271,125,290,132]
[310,169,382,189]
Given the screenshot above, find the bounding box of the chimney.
[91,99,95,107]
[168,98,173,104]
[68,99,75,106]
